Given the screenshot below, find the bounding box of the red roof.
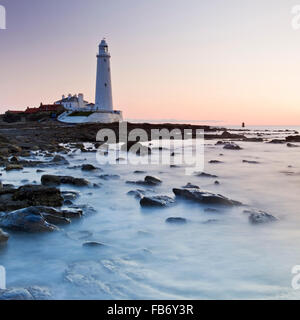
[7,110,24,114]
[25,107,40,114]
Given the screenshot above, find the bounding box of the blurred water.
[0,128,300,300]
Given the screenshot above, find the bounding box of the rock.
[134,170,147,174]
[82,241,105,248]
[42,213,71,225]
[204,208,221,213]
[220,131,245,139]
[165,217,187,224]
[13,185,64,207]
[61,191,80,201]
[214,180,220,185]
[268,139,286,144]
[182,182,200,189]
[0,228,9,242]
[5,164,23,171]
[195,172,218,178]
[140,195,175,207]
[287,143,299,148]
[286,135,300,142]
[223,143,242,150]
[36,169,45,173]
[173,188,242,206]
[243,137,264,142]
[127,189,146,199]
[41,175,89,187]
[126,175,162,186]
[81,164,98,171]
[209,160,223,164]
[202,219,219,224]
[144,176,162,185]
[242,160,260,164]
[51,154,69,165]
[244,209,278,224]
[10,156,20,163]
[0,286,51,300]
[98,174,120,181]
[0,207,58,232]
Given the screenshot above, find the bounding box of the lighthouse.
[57,39,123,123]
[95,39,113,111]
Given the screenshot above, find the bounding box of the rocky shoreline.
[0,121,298,299]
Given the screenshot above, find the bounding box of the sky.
[0,0,300,125]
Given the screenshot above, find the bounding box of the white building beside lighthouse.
[57,39,123,123]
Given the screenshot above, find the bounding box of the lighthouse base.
[58,110,123,124]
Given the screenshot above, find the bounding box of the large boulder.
[0,207,58,232]
[13,185,64,207]
[41,175,89,187]
[140,195,175,207]
[173,188,242,206]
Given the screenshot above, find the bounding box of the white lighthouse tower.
[57,39,123,123]
[95,39,113,111]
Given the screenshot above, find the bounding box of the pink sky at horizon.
[1,0,300,126]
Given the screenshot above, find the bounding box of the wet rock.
[165,217,187,224]
[202,219,219,224]
[286,135,300,143]
[173,188,242,206]
[243,137,264,142]
[36,169,45,173]
[81,164,99,171]
[51,154,69,165]
[204,208,221,213]
[144,176,162,185]
[287,143,299,148]
[42,213,71,225]
[214,180,220,185]
[0,228,9,242]
[41,175,90,187]
[223,143,242,150]
[268,139,285,144]
[127,189,146,199]
[242,160,260,164]
[245,209,278,224]
[209,160,223,164]
[182,182,200,189]
[99,174,120,181]
[10,156,20,163]
[195,172,218,178]
[127,175,162,186]
[5,164,23,171]
[220,131,245,139]
[61,191,80,201]
[0,207,58,232]
[0,286,51,300]
[134,170,147,174]
[83,241,105,248]
[140,195,175,207]
[13,185,64,207]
